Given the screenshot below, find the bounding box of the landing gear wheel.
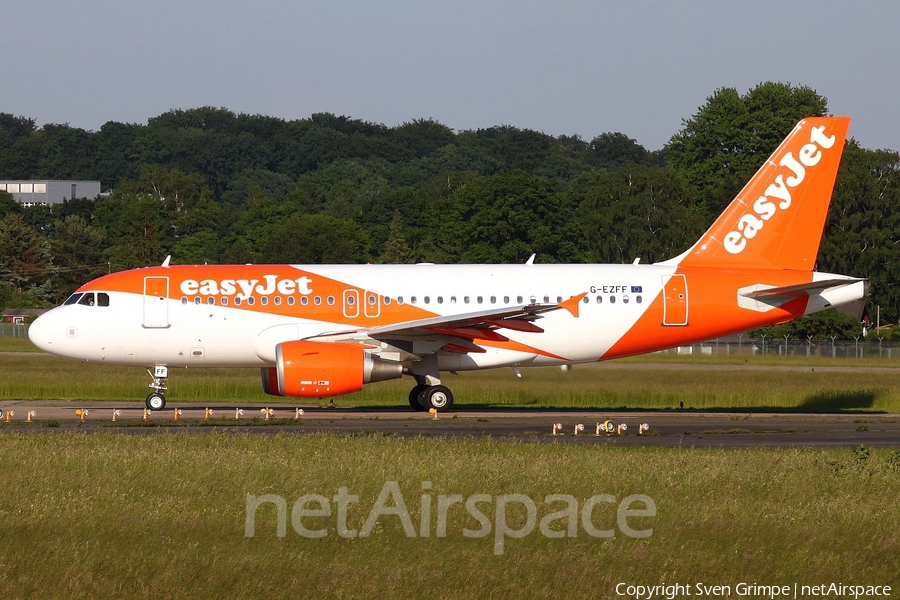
[420,385,454,411]
[409,384,429,411]
[146,392,166,411]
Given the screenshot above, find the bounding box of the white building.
[0,180,101,207]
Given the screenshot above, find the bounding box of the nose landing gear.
[146,365,168,411]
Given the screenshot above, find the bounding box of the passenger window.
[530,296,536,303]
[261,297,268,306]
[424,296,430,304]
[557,296,563,303]
[397,296,404,305]
[517,296,523,304]
[299,297,307,305]
[411,296,417,304]
[437,296,443,304]
[314,296,322,305]
[623,295,630,304]
[181,297,188,305]
[582,296,589,304]
[596,295,603,304]
[221,297,228,306]
[194,297,201,305]
[477,296,483,304]
[247,297,255,306]
[610,296,616,304]
[543,296,549,303]
[97,293,110,307]
[274,297,282,306]
[207,297,215,306]
[636,295,643,304]
[235,297,242,306]
[384,297,392,305]
[490,296,496,304]
[347,295,355,305]
[368,295,376,305]
[288,297,295,306]
[464,296,470,304]
[64,293,83,305]
[503,296,509,304]
[450,296,456,304]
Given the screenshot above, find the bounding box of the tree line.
[1,82,898,337]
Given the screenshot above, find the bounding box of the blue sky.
[2,0,897,151]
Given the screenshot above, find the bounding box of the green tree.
[94,121,142,188]
[0,190,22,217]
[590,132,653,169]
[0,213,51,293]
[819,142,900,323]
[34,124,98,180]
[259,213,369,264]
[437,171,582,263]
[572,165,705,264]
[380,211,416,264]
[50,215,107,300]
[666,82,828,215]
[749,309,863,340]
[94,194,171,269]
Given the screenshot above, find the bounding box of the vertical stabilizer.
[674,117,850,271]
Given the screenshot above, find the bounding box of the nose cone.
[28,311,55,352]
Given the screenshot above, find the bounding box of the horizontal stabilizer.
[739,278,865,300]
[737,278,866,313]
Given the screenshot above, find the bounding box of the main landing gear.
[146,365,168,411]
[409,384,454,411]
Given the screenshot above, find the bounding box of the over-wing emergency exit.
[28,117,867,411]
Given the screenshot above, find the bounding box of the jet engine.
[261,340,402,398]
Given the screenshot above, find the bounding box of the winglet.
[525,254,536,265]
[558,292,587,318]
[161,255,171,267]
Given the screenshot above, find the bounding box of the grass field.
[4,350,900,413]
[0,433,897,598]
[2,347,900,597]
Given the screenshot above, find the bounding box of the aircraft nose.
[28,311,55,351]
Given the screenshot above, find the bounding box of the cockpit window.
[69,292,109,307]
[77,293,96,306]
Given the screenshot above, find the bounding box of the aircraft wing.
[368,304,556,343]
[328,294,584,355]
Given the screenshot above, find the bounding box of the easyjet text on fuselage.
[179,275,313,298]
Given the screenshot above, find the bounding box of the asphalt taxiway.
[0,400,898,447]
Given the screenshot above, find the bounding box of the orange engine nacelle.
[261,340,403,398]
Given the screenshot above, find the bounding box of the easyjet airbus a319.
[29,117,867,411]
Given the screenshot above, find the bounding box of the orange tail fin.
[673,117,850,271]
